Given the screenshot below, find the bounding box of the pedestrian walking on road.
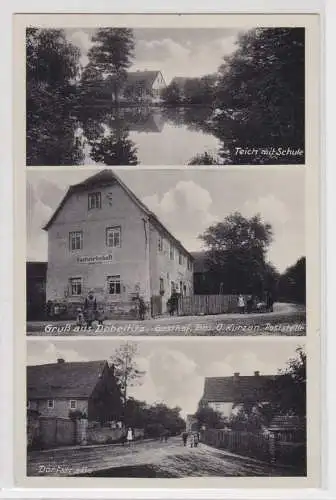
[126,427,134,447]
[182,431,188,446]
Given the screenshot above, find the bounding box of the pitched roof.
[43,169,194,259]
[125,71,161,91]
[27,360,108,399]
[202,375,277,403]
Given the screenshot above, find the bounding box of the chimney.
[57,358,65,364]
[233,372,240,379]
[254,371,260,376]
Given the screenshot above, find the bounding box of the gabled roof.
[170,77,189,88]
[202,375,278,404]
[43,169,193,259]
[27,360,108,399]
[125,71,163,91]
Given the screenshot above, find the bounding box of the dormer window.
[88,192,101,210]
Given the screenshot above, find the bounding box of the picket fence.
[202,429,306,470]
[178,294,240,316]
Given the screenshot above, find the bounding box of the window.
[106,227,121,248]
[107,275,121,295]
[88,192,101,210]
[159,277,165,294]
[171,281,175,294]
[158,234,163,252]
[170,244,174,260]
[179,252,184,265]
[187,258,192,271]
[69,231,83,251]
[69,400,77,410]
[47,400,54,409]
[69,277,82,296]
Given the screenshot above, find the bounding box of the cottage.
[43,169,194,318]
[120,70,166,103]
[27,359,123,423]
[199,371,278,419]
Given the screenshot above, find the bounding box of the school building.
[43,169,194,318]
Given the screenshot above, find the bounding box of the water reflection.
[27,98,304,166]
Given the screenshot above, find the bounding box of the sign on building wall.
[77,255,113,264]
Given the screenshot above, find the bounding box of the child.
[96,304,105,325]
[76,308,85,327]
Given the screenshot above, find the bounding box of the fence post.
[269,432,277,465]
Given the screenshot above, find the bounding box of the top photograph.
[26,26,305,166]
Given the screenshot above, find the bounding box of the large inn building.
[43,170,194,318]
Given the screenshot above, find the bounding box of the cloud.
[206,350,283,378]
[67,29,93,67]
[136,38,191,63]
[130,348,204,416]
[242,194,290,226]
[28,342,89,366]
[143,181,218,251]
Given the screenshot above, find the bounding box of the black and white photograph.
[26,338,307,478]
[27,167,306,336]
[26,25,305,166]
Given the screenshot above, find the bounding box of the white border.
[0,0,332,498]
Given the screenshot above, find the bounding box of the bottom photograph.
[26,338,306,479]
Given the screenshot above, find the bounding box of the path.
[27,436,294,478]
[27,302,305,336]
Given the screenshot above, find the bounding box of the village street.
[27,436,293,478]
[27,302,305,336]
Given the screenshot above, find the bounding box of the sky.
[27,167,305,273]
[27,338,304,417]
[66,27,250,83]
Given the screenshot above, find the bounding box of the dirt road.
[27,302,305,336]
[27,436,297,478]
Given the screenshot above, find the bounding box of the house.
[27,359,123,423]
[43,169,194,318]
[121,70,166,104]
[26,261,47,320]
[186,414,198,432]
[199,372,278,419]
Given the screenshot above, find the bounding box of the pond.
[26,103,305,166]
[76,106,221,166]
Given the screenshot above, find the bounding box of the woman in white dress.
[126,427,134,446]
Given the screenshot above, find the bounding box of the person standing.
[238,294,245,314]
[84,290,97,328]
[126,427,134,447]
[182,431,188,446]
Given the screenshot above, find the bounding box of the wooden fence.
[202,429,306,471]
[178,294,240,316]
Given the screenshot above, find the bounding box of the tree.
[83,28,135,103]
[195,404,224,429]
[111,342,145,409]
[26,28,83,165]
[199,212,273,295]
[161,81,183,106]
[214,28,305,164]
[278,257,306,304]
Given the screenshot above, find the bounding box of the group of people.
[75,291,105,328]
[237,291,274,314]
[181,431,200,448]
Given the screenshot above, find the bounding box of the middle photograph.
[26,167,305,337]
